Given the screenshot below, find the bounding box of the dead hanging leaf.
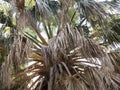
[17,12,28,28]
[16,0,25,12]
[65,76,83,90]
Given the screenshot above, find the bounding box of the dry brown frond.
[16,24,120,90]
[0,35,32,89]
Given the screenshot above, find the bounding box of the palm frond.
[15,24,120,90]
[36,0,52,19]
[0,35,32,89]
[77,0,108,28]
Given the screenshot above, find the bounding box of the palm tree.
[0,0,120,90]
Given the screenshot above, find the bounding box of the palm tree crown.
[0,0,120,90]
